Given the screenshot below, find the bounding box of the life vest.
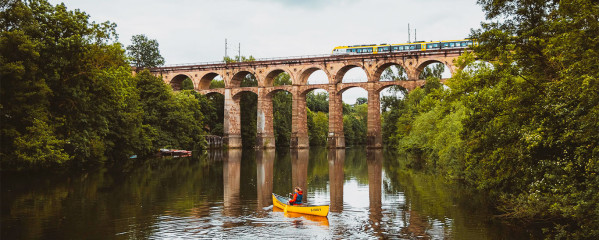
[291,191,303,205]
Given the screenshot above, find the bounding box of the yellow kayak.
[273,206,329,226]
[272,193,329,217]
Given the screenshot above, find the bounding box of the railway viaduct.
[148,49,466,149]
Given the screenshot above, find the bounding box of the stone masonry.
[149,49,465,148]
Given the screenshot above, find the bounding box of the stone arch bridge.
[148,49,466,149]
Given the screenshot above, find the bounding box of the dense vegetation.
[1,0,207,170]
[384,0,599,238]
[3,0,597,237]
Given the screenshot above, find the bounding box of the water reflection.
[367,149,383,234]
[0,148,534,239]
[273,207,330,227]
[291,149,309,203]
[256,149,274,209]
[223,149,241,216]
[328,149,344,212]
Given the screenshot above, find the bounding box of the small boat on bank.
[159,149,192,157]
[272,193,329,217]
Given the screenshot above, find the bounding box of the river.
[1,147,534,239]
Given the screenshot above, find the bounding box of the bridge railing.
[154,49,466,70]
[160,54,333,68]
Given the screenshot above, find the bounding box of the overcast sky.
[49,0,487,103]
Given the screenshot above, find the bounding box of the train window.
[443,43,449,47]
[410,45,415,50]
[450,42,455,47]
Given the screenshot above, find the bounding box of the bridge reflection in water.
[208,147,530,238]
[222,149,512,239]
[0,147,532,239]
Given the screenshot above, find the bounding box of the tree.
[181,78,194,90]
[355,97,367,105]
[385,0,599,237]
[239,72,258,148]
[1,0,146,168]
[307,109,328,146]
[136,71,206,151]
[419,63,445,79]
[127,34,165,68]
[272,73,292,146]
[307,92,329,113]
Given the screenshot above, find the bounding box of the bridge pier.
[158,50,464,149]
[367,86,383,148]
[327,87,345,149]
[291,86,309,148]
[256,88,276,149]
[224,89,243,148]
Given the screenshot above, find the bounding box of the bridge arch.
[199,72,222,90]
[264,69,293,87]
[299,66,331,85]
[232,89,259,99]
[170,74,195,91]
[334,64,370,84]
[230,70,259,88]
[415,60,453,79]
[372,61,409,82]
[204,90,225,97]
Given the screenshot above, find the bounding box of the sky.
[49,0,487,103]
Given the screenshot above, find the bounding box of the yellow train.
[331,39,475,55]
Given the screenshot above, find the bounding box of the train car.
[331,39,475,55]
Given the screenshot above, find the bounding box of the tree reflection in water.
[1,148,533,239]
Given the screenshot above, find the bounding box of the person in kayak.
[288,187,303,205]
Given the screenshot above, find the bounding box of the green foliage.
[181,78,194,90]
[136,71,206,151]
[306,109,328,146]
[386,0,599,237]
[126,34,165,68]
[0,0,147,168]
[272,73,292,146]
[306,91,329,113]
[419,63,445,79]
[239,73,258,148]
[343,103,368,146]
[204,80,225,136]
[305,91,329,146]
[223,55,255,63]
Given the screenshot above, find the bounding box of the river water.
[1,147,533,239]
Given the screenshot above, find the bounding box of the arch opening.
[338,65,368,84]
[170,74,193,91]
[231,71,258,88]
[205,92,225,136]
[303,68,329,85]
[199,72,224,90]
[378,84,407,146]
[233,90,258,148]
[265,70,292,87]
[266,89,293,147]
[377,63,408,82]
[302,88,329,146]
[340,86,368,146]
[417,61,452,80]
